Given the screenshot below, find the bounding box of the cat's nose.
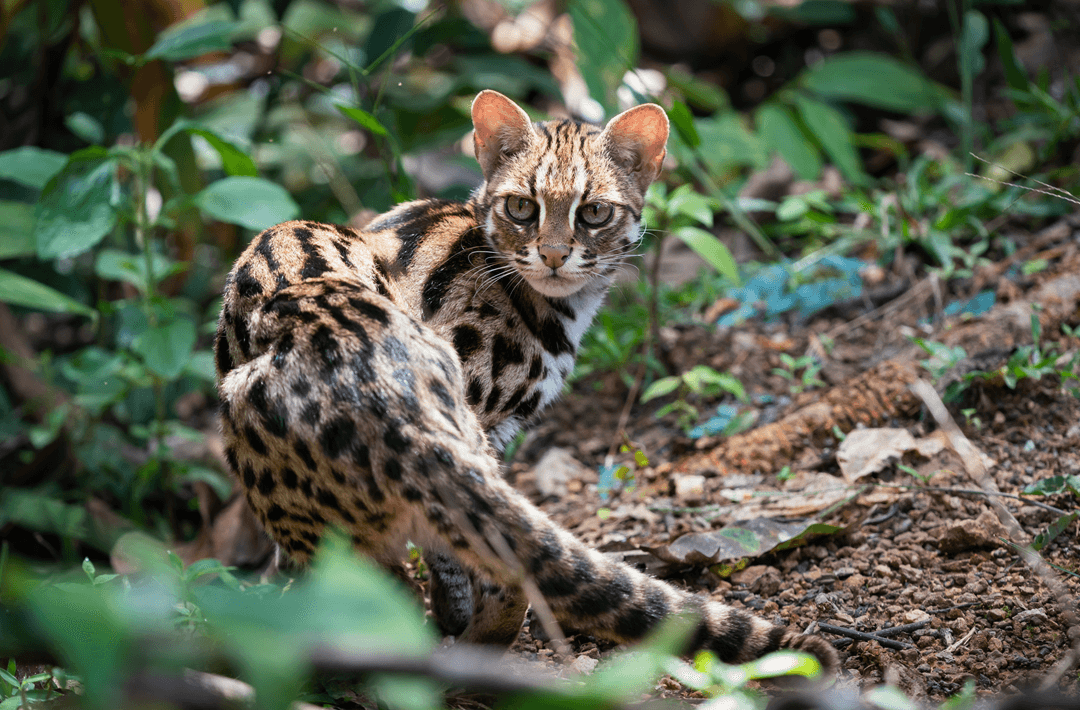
[538,244,571,269]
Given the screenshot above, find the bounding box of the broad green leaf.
[667,185,713,226]
[194,176,299,231]
[187,128,258,177]
[800,52,947,113]
[144,20,237,61]
[756,103,822,181]
[337,105,389,136]
[0,268,95,317]
[0,201,36,258]
[132,318,197,379]
[741,651,823,680]
[0,147,68,190]
[95,249,186,293]
[640,376,681,403]
[568,0,638,116]
[1032,511,1079,552]
[674,225,738,283]
[793,95,868,185]
[35,154,119,259]
[666,101,700,148]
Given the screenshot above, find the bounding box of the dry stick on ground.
[910,379,1080,690]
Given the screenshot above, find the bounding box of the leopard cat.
[214,90,838,673]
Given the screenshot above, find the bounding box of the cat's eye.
[578,202,613,227]
[506,196,538,222]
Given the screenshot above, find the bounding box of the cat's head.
[471,90,668,299]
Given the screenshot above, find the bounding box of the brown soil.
[504,213,1080,701]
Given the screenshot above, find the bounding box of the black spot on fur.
[257,469,276,495]
[429,379,455,411]
[367,390,389,419]
[282,467,299,489]
[354,443,370,469]
[570,568,633,618]
[490,334,525,380]
[466,379,484,406]
[383,425,410,454]
[484,384,502,413]
[291,376,311,398]
[301,401,321,426]
[225,446,239,473]
[501,384,528,414]
[614,585,671,641]
[241,463,256,488]
[273,331,295,369]
[528,531,563,575]
[478,301,500,319]
[320,417,356,459]
[333,239,353,268]
[331,468,346,484]
[266,504,287,522]
[708,609,753,662]
[294,439,317,472]
[540,318,573,355]
[311,325,340,371]
[365,475,385,504]
[316,487,340,510]
[452,325,482,362]
[348,297,389,325]
[546,296,576,319]
[514,390,542,421]
[432,446,455,467]
[403,485,423,501]
[234,263,262,298]
[244,425,268,456]
[234,314,251,358]
[298,228,331,279]
[214,334,234,375]
[422,228,485,315]
[384,457,402,480]
[528,355,542,379]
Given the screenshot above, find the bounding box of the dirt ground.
[496,213,1080,702]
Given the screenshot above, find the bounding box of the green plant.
[641,365,746,434]
[772,353,825,394]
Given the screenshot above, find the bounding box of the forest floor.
[492,212,1080,703]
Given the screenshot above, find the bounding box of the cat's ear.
[472,90,535,177]
[602,104,669,191]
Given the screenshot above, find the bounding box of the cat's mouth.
[523,269,590,298]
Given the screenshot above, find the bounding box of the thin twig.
[874,620,930,638]
[817,622,914,650]
[910,379,1080,689]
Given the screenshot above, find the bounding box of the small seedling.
[772,353,825,394]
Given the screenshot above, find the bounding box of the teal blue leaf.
[194,176,299,231]
[0,147,68,190]
[144,20,237,61]
[35,154,119,260]
[0,268,95,318]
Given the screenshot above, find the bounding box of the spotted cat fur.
[214,90,838,672]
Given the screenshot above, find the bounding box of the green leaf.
[0,201,37,258]
[132,318,197,379]
[0,147,68,190]
[186,128,258,177]
[336,105,389,137]
[959,10,989,81]
[640,376,681,403]
[194,176,300,231]
[65,112,105,144]
[1032,511,1079,552]
[793,95,868,185]
[667,185,713,227]
[35,154,119,260]
[674,225,739,283]
[0,268,95,317]
[994,19,1029,93]
[666,101,700,148]
[95,249,186,293]
[756,103,822,181]
[1023,474,1080,498]
[800,52,947,113]
[568,0,638,116]
[144,20,237,61]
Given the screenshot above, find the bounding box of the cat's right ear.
[472,90,535,177]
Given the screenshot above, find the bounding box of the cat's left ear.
[602,104,669,191]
